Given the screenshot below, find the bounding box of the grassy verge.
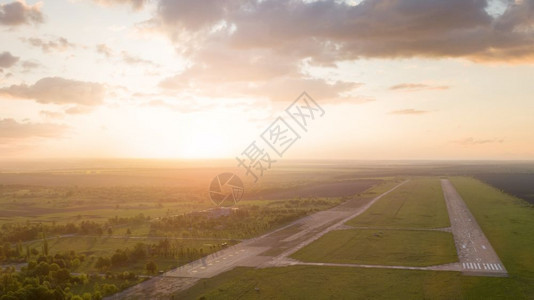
[291,229,457,267]
[175,266,463,300]
[346,177,450,228]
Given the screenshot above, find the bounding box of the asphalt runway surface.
[441,179,507,276]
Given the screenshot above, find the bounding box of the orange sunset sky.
[1,0,533,160]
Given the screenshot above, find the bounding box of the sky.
[0,0,533,160]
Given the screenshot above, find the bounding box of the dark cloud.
[153,0,534,62]
[157,0,248,30]
[24,37,76,53]
[0,77,105,106]
[0,0,43,26]
[0,52,19,68]
[390,83,450,91]
[135,0,534,107]
[390,109,429,115]
[0,118,66,140]
[148,0,534,103]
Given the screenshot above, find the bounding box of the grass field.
[346,178,450,229]
[291,229,457,267]
[474,173,534,204]
[175,265,533,300]
[175,266,465,299]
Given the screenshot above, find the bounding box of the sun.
[111,106,247,159]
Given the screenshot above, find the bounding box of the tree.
[131,243,146,260]
[94,257,110,271]
[145,261,157,274]
[101,284,118,296]
[110,250,128,267]
[42,239,49,256]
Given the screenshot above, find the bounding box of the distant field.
[474,173,534,204]
[248,179,381,200]
[0,184,211,225]
[291,228,457,267]
[346,178,450,229]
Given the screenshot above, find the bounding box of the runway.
[441,179,507,276]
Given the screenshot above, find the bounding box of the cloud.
[21,60,40,71]
[454,137,505,146]
[0,77,105,106]
[92,0,147,10]
[151,0,534,62]
[121,51,157,66]
[390,83,450,91]
[0,52,19,68]
[160,71,361,102]
[245,78,362,102]
[96,44,157,66]
[24,37,76,53]
[390,109,429,115]
[142,0,534,105]
[0,118,66,140]
[40,110,64,119]
[0,0,43,26]
[96,43,113,57]
[64,105,95,114]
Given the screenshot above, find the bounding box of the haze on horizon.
[1,0,533,161]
